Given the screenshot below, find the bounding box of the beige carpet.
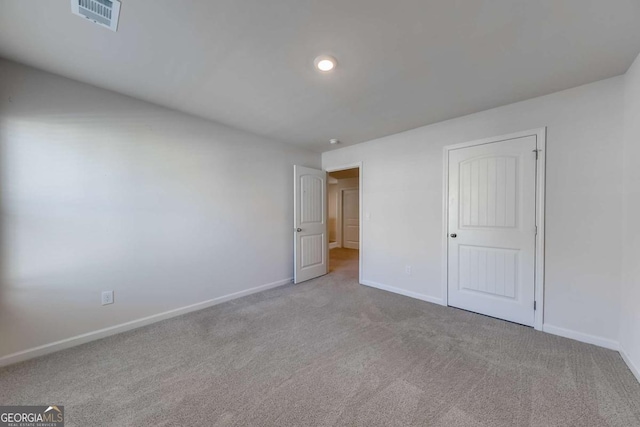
[1,248,639,426]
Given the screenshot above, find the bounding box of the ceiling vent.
[71,0,121,32]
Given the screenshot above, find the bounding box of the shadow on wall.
[0,127,5,308]
[0,59,320,359]
[328,218,337,243]
[0,116,29,355]
[0,111,286,357]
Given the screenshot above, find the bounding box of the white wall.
[621,52,640,380]
[323,77,624,346]
[0,59,320,360]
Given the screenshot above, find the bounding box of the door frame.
[339,187,359,249]
[325,162,363,284]
[441,128,546,331]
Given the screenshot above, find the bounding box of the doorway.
[443,129,546,330]
[342,189,359,250]
[326,165,362,281]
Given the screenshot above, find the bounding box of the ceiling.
[329,168,359,180]
[1,1,639,152]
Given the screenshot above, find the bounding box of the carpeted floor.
[1,248,639,426]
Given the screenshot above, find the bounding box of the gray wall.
[621,52,640,380]
[0,59,320,359]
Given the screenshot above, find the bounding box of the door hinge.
[534,301,537,311]
[532,149,540,160]
[535,225,538,235]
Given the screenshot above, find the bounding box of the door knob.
[450,233,457,238]
[296,228,302,232]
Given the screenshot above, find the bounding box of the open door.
[294,165,328,283]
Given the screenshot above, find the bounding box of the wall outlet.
[405,265,412,276]
[101,290,114,305]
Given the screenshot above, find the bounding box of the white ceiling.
[1,1,639,152]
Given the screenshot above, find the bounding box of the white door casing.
[342,188,360,249]
[294,165,328,283]
[447,135,538,326]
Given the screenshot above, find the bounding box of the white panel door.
[342,189,359,249]
[294,165,328,283]
[448,136,537,326]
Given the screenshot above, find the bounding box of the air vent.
[71,0,121,32]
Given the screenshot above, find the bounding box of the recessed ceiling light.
[314,55,337,72]
[329,138,340,145]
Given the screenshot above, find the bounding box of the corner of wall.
[620,345,640,384]
[619,50,640,383]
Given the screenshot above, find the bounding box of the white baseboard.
[361,279,445,306]
[619,346,640,383]
[360,281,621,353]
[0,277,292,368]
[329,242,339,249]
[542,324,619,351]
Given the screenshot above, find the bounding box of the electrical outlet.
[405,265,412,276]
[101,290,114,306]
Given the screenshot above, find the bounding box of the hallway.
[329,247,359,280]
